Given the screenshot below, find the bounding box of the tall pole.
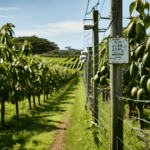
[85,47,93,110]
[110,0,123,150]
[87,47,92,98]
[93,10,99,124]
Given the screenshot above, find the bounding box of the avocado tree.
[0,23,15,127]
[97,0,150,129]
[125,0,150,129]
[0,22,77,128]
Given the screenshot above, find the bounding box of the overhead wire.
[100,0,105,13]
[85,0,90,19]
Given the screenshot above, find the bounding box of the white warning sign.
[108,37,129,64]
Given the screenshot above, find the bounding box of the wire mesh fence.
[84,56,111,149]
[83,50,150,149]
[83,2,150,149]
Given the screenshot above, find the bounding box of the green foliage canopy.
[14,35,59,54]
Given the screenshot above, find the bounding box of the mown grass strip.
[65,72,100,150]
[65,73,150,150]
[0,74,79,150]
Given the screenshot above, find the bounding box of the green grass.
[40,56,68,64]
[38,55,79,69]
[122,103,150,149]
[1,68,148,150]
[65,77,150,150]
[0,74,80,150]
[65,72,101,150]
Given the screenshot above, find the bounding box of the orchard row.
[0,23,77,127]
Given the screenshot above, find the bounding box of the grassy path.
[64,73,98,150]
[0,73,80,150]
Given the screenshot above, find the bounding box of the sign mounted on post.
[108,37,129,64]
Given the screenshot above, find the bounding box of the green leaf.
[139,14,143,20]
[28,67,32,74]
[129,1,136,16]
[135,17,140,23]
[0,58,3,64]
[99,47,106,59]
[135,0,144,15]
[144,1,149,11]
[6,37,12,49]
[24,65,28,70]
[144,16,150,29]
[1,35,5,44]
[141,0,146,5]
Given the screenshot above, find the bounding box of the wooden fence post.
[87,47,92,97]
[86,47,93,110]
[93,10,99,124]
[110,0,123,149]
[144,133,148,150]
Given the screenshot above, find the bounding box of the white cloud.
[14,21,84,37]
[0,15,12,18]
[36,21,83,35]
[0,7,20,10]
[14,30,55,37]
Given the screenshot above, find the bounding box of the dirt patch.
[47,113,71,150]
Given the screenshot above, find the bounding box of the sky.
[0,0,148,51]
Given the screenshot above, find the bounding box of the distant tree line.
[45,49,83,56]
[14,35,59,54]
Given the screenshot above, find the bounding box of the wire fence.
[83,49,150,149]
[83,21,150,150]
[82,0,150,149]
[84,59,111,149]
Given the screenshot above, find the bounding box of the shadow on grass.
[0,73,80,150]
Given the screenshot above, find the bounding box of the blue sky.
[0,0,146,50]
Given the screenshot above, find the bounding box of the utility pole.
[110,0,123,150]
[93,10,99,124]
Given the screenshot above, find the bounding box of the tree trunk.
[46,94,48,100]
[103,92,105,101]
[28,94,32,110]
[38,95,40,105]
[50,90,52,96]
[15,98,19,118]
[33,94,36,108]
[21,87,24,100]
[1,97,6,127]
[44,93,46,102]
[106,92,109,101]
[132,102,136,111]
[128,102,132,118]
[137,103,144,129]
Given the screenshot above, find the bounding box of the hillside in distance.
[45,49,83,56]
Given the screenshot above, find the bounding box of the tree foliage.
[14,35,59,55]
[0,23,76,128]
